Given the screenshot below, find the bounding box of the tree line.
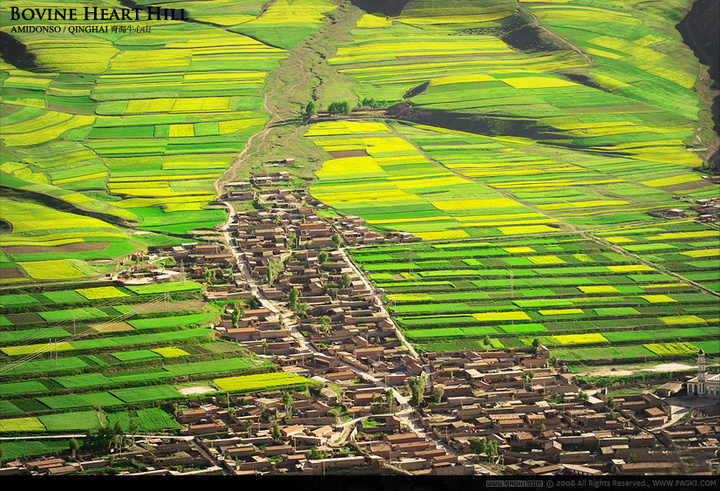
[303,98,389,119]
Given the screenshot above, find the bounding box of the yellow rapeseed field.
[18,260,87,280]
[415,230,470,241]
[76,286,128,300]
[552,333,608,345]
[473,312,532,322]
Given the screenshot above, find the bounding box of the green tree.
[531,338,541,353]
[469,437,487,459]
[432,385,444,404]
[483,335,491,349]
[342,273,352,288]
[328,101,351,115]
[282,392,293,415]
[295,301,309,318]
[488,440,499,463]
[84,423,127,453]
[318,251,328,264]
[272,422,282,443]
[305,100,317,118]
[332,233,342,249]
[69,438,79,460]
[266,257,284,286]
[307,446,323,460]
[407,375,425,407]
[232,304,242,328]
[320,315,332,334]
[128,420,139,440]
[288,287,299,309]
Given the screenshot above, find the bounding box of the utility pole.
[510,270,514,335]
[408,245,414,277]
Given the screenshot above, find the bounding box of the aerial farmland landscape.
[0,0,718,482]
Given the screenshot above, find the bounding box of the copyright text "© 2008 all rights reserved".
[486,478,719,488]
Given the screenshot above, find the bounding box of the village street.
[217,206,490,473]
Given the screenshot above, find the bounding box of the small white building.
[686,349,720,397]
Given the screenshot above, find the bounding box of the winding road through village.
[216,207,493,474]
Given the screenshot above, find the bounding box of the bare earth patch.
[3,242,110,254]
[0,267,25,279]
[649,363,694,372]
[327,149,369,158]
[179,386,217,395]
[578,362,695,377]
[90,321,135,333]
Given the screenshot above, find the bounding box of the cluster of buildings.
[201,187,719,476]
[13,178,715,477]
[0,439,225,476]
[691,197,720,223]
[118,241,236,287]
[174,390,466,475]
[670,194,720,222]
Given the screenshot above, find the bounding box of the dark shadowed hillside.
[677,0,720,166]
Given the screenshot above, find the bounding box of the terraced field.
[0,0,336,280]
[330,0,715,194]
[350,228,719,364]
[315,117,719,365]
[307,121,557,241]
[393,122,711,227]
[0,281,291,434]
[300,0,718,365]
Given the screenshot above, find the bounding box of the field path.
[214,0,359,197]
[517,5,593,69]
[338,246,422,361]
